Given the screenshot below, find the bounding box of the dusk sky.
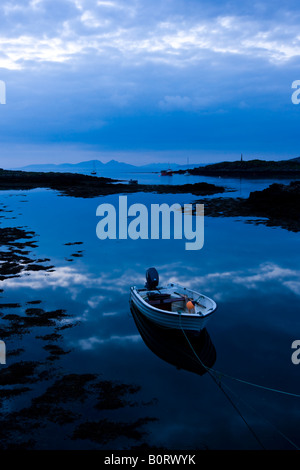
[0,0,300,167]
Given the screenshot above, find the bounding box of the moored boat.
[160,169,173,176]
[130,268,217,331]
[91,161,97,175]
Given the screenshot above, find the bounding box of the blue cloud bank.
[0,0,300,165]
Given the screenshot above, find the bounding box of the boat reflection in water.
[130,304,216,376]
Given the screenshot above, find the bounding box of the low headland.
[0,168,225,198]
[175,157,300,178]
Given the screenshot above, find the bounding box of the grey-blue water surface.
[0,173,299,450]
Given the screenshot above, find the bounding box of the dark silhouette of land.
[194,181,300,232]
[175,157,300,178]
[0,169,225,197]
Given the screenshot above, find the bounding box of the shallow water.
[0,179,299,450]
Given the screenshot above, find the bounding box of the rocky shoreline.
[0,169,225,197]
[0,198,157,450]
[194,181,300,232]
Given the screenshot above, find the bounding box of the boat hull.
[130,303,217,375]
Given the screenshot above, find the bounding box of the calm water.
[21,165,300,197]
[0,176,299,450]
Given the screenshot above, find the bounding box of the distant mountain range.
[13,156,300,174]
[14,159,202,173]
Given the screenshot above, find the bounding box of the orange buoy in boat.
[186,301,194,311]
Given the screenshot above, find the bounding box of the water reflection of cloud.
[3,265,144,295]
[4,262,300,305]
[283,281,300,296]
[78,334,142,351]
[165,262,300,300]
[87,295,106,308]
[4,266,91,290]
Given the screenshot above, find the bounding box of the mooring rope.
[178,314,266,448]
[219,378,300,450]
[180,325,300,398]
[179,324,300,450]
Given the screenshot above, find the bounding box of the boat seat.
[147,292,171,301]
[147,296,185,310]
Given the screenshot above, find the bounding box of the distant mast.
[91,161,97,175]
[161,162,173,176]
[241,153,243,162]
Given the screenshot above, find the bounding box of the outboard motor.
[145,267,159,290]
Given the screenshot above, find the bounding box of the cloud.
[1,3,300,70]
[0,0,299,72]
[1,0,300,162]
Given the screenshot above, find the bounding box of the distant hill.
[14,159,201,173]
[16,159,136,172]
